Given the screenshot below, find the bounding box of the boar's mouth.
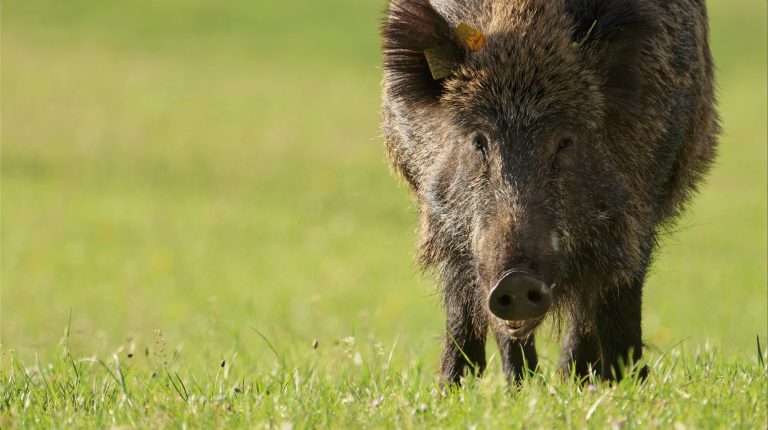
[488,271,553,322]
[504,318,544,338]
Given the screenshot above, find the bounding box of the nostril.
[498,294,512,307]
[527,289,542,304]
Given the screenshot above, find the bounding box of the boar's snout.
[488,272,551,321]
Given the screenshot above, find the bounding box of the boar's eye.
[471,133,489,158]
[554,137,575,170]
[557,138,574,153]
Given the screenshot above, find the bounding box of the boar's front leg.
[494,330,538,383]
[558,322,602,381]
[595,277,648,381]
[440,284,487,385]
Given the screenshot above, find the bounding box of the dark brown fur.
[381,0,718,383]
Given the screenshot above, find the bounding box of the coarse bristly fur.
[381,0,719,384]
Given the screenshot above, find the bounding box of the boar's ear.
[382,0,465,106]
[568,0,660,114]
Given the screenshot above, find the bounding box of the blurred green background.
[2,0,766,371]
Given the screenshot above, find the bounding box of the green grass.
[2,0,766,427]
[2,336,765,428]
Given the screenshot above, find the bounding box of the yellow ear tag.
[423,22,485,80]
[424,45,459,80]
[457,22,485,51]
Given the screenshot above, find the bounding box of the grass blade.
[251,327,286,368]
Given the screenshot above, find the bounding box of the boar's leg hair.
[558,321,602,382]
[494,330,538,383]
[596,275,648,381]
[440,264,488,384]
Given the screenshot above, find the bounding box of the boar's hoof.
[489,272,551,321]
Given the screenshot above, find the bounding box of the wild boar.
[381,0,718,383]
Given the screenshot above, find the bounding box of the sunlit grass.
[2,0,766,427]
[2,326,766,428]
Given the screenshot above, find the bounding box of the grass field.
[2,0,766,427]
